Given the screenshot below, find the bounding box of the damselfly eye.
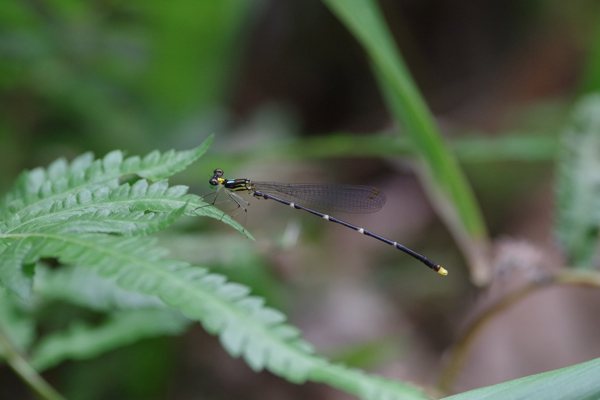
[209,169,224,186]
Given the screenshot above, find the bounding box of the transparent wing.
[253,182,386,213]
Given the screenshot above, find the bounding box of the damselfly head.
[209,169,224,186]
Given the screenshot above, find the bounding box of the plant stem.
[0,324,67,400]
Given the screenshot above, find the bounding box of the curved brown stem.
[436,270,600,396]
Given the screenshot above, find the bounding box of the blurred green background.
[1,1,599,399]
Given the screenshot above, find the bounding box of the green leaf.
[8,233,429,399]
[35,265,166,311]
[555,94,600,269]
[4,180,188,236]
[220,132,558,164]
[30,309,189,371]
[2,175,247,240]
[443,357,600,400]
[44,209,185,237]
[0,135,213,219]
[580,13,600,94]
[0,288,35,357]
[0,239,34,299]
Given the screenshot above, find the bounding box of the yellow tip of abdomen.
[437,266,448,276]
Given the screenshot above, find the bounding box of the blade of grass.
[443,356,600,400]
[579,12,600,93]
[200,132,558,169]
[323,0,490,284]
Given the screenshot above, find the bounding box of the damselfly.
[206,169,447,275]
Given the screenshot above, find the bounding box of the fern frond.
[2,177,247,238]
[556,95,600,268]
[2,233,429,400]
[0,239,35,299]
[0,288,35,357]
[1,153,94,219]
[42,209,186,236]
[35,265,165,311]
[0,136,213,219]
[29,309,189,371]
[4,180,188,236]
